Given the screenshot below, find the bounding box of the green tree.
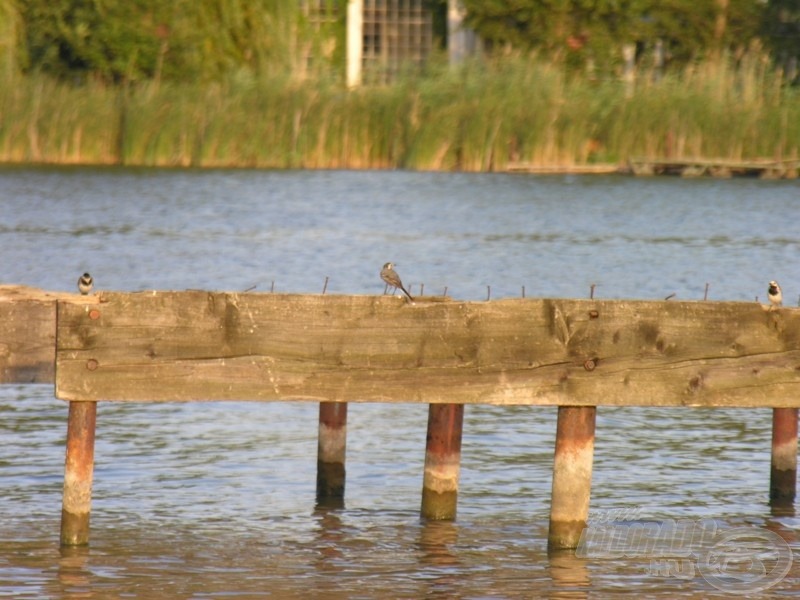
[636,0,764,63]
[18,0,315,83]
[461,0,767,70]
[461,0,645,62]
[20,0,170,82]
[0,0,24,80]
[762,0,800,74]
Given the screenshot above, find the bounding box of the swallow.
[78,272,93,295]
[767,280,782,307]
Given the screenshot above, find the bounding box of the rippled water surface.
[1,167,799,598]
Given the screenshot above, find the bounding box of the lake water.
[1,166,799,598]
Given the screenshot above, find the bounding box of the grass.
[0,56,798,170]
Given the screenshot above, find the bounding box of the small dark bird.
[380,262,413,300]
[78,272,93,295]
[768,280,782,307]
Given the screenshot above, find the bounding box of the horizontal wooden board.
[54,291,800,407]
[0,286,98,383]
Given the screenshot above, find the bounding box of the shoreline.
[1,158,798,179]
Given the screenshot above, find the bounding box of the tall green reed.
[1,57,797,170]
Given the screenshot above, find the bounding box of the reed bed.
[1,57,797,170]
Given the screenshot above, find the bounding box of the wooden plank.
[628,157,800,179]
[0,286,97,383]
[505,163,622,175]
[55,291,800,407]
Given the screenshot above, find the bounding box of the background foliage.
[2,1,797,83]
[459,0,791,72]
[14,0,325,83]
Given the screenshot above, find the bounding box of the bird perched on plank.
[77,272,93,295]
[767,280,782,307]
[380,262,413,301]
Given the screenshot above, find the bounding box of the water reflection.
[548,549,590,599]
[770,499,796,518]
[417,521,462,597]
[418,520,459,565]
[312,507,347,565]
[57,546,91,599]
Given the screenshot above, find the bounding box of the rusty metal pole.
[421,403,464,520]
[316,402,348,508]
[770,408,798,504]
[548,406,596,551]
[60,401,97,546]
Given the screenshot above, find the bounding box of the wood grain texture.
[0,286,98,383]
[54,291,800,406]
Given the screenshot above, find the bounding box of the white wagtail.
[78,272,94,295]
[768,280,782,307]
[380,262,413,300]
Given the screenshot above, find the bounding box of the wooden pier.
[505,163,622,175]
[628,157,800,179]
[2,286,799,549]
[504,158,800,178]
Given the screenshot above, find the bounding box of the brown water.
[1,167,799,597]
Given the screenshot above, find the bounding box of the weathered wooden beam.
[55,291,800,407]
[0,286,96,383]
[60,401,97,546]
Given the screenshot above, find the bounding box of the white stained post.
[448,0,476,65]
[622,43,636,98]
[346,0,363,88]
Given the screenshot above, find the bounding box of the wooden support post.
[548,406,596,551]
[770,407,798,504]
[421,403,464,520]
[316,402,348,508]
[60,401,97,546]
